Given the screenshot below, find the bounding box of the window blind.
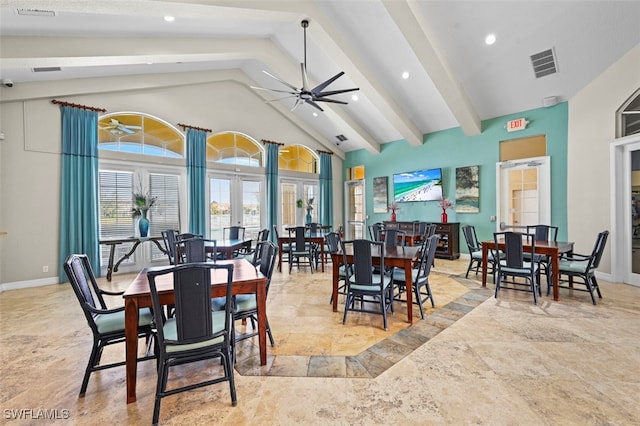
[98,170,135,266]
[149,173,180,260]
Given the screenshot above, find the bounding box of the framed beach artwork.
[373,176,389,213]
[455,165,480,213]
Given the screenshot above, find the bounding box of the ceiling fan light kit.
[252,19,359,112]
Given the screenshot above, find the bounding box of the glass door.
[345,180,365,239]
[209,175,263,240]
[496,156,551,232]
[280,179,318,229]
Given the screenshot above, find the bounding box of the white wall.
[0,71,343,285]
[568,43,640,274]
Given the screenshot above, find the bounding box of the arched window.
[278,144,319,173]
[618,87,640,137]
[207,131,263,167]
[98,112,183,158]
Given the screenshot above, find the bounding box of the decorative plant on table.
[388,202,400,222]
[131,185,157,238]
[438,198,454,224]
[297,198,314,224]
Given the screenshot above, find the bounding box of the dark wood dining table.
[277,230,330,272]
[205,238,252,259]
[481,239,574,301]
[122,258,267,404]
[331,245,421,324]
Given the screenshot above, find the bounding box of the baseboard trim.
[1,276,61,292]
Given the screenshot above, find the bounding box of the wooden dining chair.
[341,239,394,330]
[147,263,237,424]
[493,231,541,304]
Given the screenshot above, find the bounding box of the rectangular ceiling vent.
[16,8,57,17]
[530,48,557,78]
[32,67,61,73]
[336,134,347,142]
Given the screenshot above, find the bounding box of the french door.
[344,180,365,239]
[209,174,263,240]
[280,179,318,228]
[496,156,551,231]
[611,135,640,286]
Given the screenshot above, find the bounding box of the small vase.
[138,209,149,238]
[441,210,448,224]
[391,212,396,222]
[306,209,312,225]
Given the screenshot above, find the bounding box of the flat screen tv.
[393,168,443,202]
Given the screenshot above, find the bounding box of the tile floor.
[1,258,639,425]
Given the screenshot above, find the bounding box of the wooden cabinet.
[434,222,460,260]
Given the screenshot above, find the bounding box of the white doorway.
[209,174,264,240]
[611,134,640,286]
[344,180,365,239]
[496,156,551,231]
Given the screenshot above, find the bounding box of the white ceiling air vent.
[16,8,56,17]
[32,67,61,73]
[530,48,557,78]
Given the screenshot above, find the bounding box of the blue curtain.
[186,129,207,236]
[319,152,333,228]
[265,143,279,242]
[59,106,100,280]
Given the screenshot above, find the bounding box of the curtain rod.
[51,99,106,112]
[261,139,285,146]
[178,123,212,133]
[317,149,334,155]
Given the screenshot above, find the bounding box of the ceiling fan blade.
[250,85,298,95]
[301,63,310,91]
[262,70,299,92]
[291,97,305,112]
[314,98,348,105]
[311,71,346,94]
[119,126,136,135]
[265,95,298,104]
[305,99,325,112]
[316,87,360,98]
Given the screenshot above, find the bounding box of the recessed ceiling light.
[485,34,496,45]
[351,94,358,101]
[402,71,410,80]
[164,15,175,22]
[312,112,318,117]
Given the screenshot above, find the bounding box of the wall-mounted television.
[393,168,443,202]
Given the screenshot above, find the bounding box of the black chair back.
[590,230,609,270]
[368,223,384,242]
[462,225,480,253]
[175,237,210,263]
[526,225,558,242]
[224,226,245,240]
[64,254,105,327]
[383,229,405,247]
[162,229,179,264]
[325,232,341,254]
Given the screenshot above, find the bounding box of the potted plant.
[131,187,157,238]
[388,202,400,222]
[297,198,314,225]
[438,198,454,223]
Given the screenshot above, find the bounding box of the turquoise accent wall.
[344,102,568,243]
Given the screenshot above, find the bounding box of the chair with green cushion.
[555,230,608,304]
[147,262,237,425]
[494,231,541,304]
[462,225,501,281]
[288,226,315,273]
[392,234,440,319]
[63,254,156,397]
[341,239,395,330]
[273,225,290,271]
[213,241,278,346]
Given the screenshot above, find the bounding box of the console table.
[381,220,460,259]
[100,237,167,281]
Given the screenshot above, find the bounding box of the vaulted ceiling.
[2,0,639,157]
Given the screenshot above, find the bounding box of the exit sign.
[506,117,528,132]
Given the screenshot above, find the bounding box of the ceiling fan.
[99,118,142,135]
[251,19,359,112]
